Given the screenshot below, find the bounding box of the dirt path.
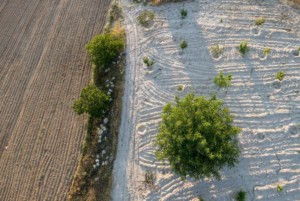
[0,0,110,200]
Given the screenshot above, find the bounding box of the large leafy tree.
[72,84,109,118]
[155,93,241,179]
[85,33,124,69]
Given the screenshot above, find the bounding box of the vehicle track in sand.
[0,0,110,200]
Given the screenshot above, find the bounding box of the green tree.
[155,93,241,179]
[214,71,232,88]
[85,33,124,69]
[72,84,109,118]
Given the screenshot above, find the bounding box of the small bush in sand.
[180,8,188,19]
[177,85,183,91]
[72,84,110,118]
[214,71,232,88]
[255,17,265,26]
[263,48,271,56]
[145,171,155,186]
[198,197,205,201]
[155,93,241,179]
[137,10,155,27]
[210,44,224,58]
[277,185,283,192]
[143,56,154,67]
[180,40,188,50]
[276,71,285,81]
[235,190,246,201]
[298,47,300,51]
[239,41,249,55]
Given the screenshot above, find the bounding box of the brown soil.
[0,0,111,200]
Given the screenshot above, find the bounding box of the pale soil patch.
[0,0,110,200]
[113,0,300,200]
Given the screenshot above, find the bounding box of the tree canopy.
[72,84,109,118]
[155,93,241,179]
[85,33,124,69]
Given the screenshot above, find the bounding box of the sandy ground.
[112,0,300,200]
[0,0,110,200]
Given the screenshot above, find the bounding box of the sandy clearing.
[0,0,110,200]
[113,0,300,200]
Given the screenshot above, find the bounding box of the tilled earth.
[0,0,110,200]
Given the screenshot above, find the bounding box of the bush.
[255,17,265,26]
[137,10,155,27]
[86,33,124,69]
[72,84,110,118]
[177,85,183,91]
[235,190,246,201]
[210,44,224,58]
[155,93,241,179]
[214,71,232,88]
[180,40,188,50]
[263,48,271,56]
[180,8,188,19]
[276,71,285,81]
[239,41,249,55]
[143,56,154,67]
[277,185,283,192]
[145,171,155,186]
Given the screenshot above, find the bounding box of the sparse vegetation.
[263,48,271,56]
[198,196,205,201]
[177,85,183,91]
[180,8,188,19]
[214,71,232,88]
[210,44,224,58]
[298,47,300,51]
[72,84,110,118]
[137,10,155,27]
[109,2,122,23]
[276,71,285,81]
[239,41,249,55]
[235,190,247,201]
[86,33,124,69]
[180,40,188,50]
[255,17,265,26]
[277,185,283,192]
[145,171,155,186]
[143,56,155,67]
[155,93,241,179]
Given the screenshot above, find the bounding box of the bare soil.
[0,0,111,200]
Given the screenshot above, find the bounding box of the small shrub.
[255,17,265,26]
[277,185,283,192]
[180,40,188,49]
[137,10,155,27]
[177,85,183,91]
[220,19,223,23]
[198,197,205,201]
[276,71,285,81]
[214,71,232,88]
[239,41,249,55]
[235,190,246,201]
[298,47,300,51]
[145,171,155,186]
[263,48,271,56]
[180,8,188,19]
[143,56,154,67]
[210,44,224,58]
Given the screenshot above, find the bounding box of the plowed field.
[0,0,110,200]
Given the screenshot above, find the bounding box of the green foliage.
[180,8,188,19]
[145,171,155,186]
[86,33,124,69]
[235,190,246,201]
[177,85,183,91]
[277,185,283,192]
[298,47,300,51]
[239,41,249,55]
[155,93,241,179]
[210,44,224,58]
[180,40,188,49]
[137,10,155,27]
[143,56,154,67]
[255,17,266,26]
[214,71,232,88]
[72,84,110,118]
[198,197,205,201]
[220,19,223,23]
[263,48,271,56]
[276,71,285,81]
